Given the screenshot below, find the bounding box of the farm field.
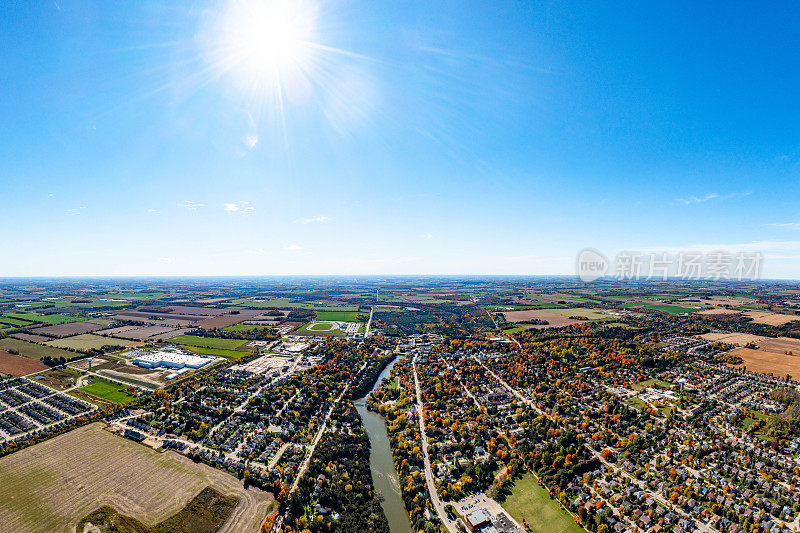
[224,324,274,333]
[743,310,800,326]
[502,309,585,329]
[46,333,140,352]
[0,338,74,360]
[727,348,800,378]
[0,316,37,327]
[544,308,610,320]
[30,321,105,338]
[0,423,273,533]
[0,350,48,376]
[169,335,249,350]
[501,474,584,533]
[7,313,88,325]
[178,345,249,360]
[699,333,800,354]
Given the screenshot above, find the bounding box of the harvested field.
[698,332,766,346]
[543,308,610,320]
[0,423,273,532]
[744,311,800,326]
[30,321,105,338]
[112,325,183,340]
[96,325,142,337]
[696,308,740,316]
[195,309,262,329]
[149,328,194,341]
[10,332,52,343]
[0,338,73,360]
[503,309,585,329]
[0,350,48,376]
[698,333,800,354]
[46,333,140,352]
[728,348,800,377]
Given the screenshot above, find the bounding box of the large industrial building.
[131,347,215,370]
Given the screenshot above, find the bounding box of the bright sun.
[216,0,317,85]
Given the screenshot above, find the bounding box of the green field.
[314,310,364,322]
[0,317,35,327]
[46,334,139,352]
[8,313,89,325]
[230,298,360,311]
[169,335,249,351]
[0,338,74,360]
[502,474,585,533]
[177,345,250,360]
[77,377,137,404]
[223,324,272,333]
[631,378,674,391]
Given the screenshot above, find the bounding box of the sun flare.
[214,0,317,88]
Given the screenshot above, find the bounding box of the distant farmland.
[46,333,140,352]
[7,313,88,325]
[0,338,74,360]
[0,423,273,532]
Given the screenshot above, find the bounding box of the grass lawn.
[631,378,674,391]
[77,377,137,404]
[314,311,364,322]
[8,313,88,325]
[502,474,584,533]
[177,345,250,360]
[626,397,648,410]
[0,338,74,360]
[169,335,248,350]
[224,324,272,333]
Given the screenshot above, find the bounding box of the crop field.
[503,309,586,329]
[10,332,52,343]
[177,345,250,360]
[728,348,800,377]
[639,303,700,314]
[224,324,273,333]
[170,335,248,350]
[0,423,273,532]
[0,316,36,327]
[46,333,140,352]
[544,308,610,320]
[30,321,105,338]
[0,338,74,360]
[501,474,584,533]
[7,313,88,325]
[743,311,800,326]
[0,350,48,376]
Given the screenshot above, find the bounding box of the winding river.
[355,358,413,533]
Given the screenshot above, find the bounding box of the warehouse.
[131,347,215,370]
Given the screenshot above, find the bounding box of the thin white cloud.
[421,233,433,240]
[224,201,254,214]
[296,215,329,224]
[185,201,204,210]
[158,257,176,263]
[765,222,800,230]
[147,208,158,213]
[246,248,266,255]
[283,244,302,251]
[676,191,751,206]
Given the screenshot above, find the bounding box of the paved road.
[412,355,459,533]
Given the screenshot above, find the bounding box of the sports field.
[502,474,584,533]
[314,310,363,322]
[0,423,273,532]
[75,376,137,405]
[169,335,248,351]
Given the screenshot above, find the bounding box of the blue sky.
[2,1,800,277]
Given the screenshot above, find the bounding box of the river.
[355,357,413,533]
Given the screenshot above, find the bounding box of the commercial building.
[131,347,216,370]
